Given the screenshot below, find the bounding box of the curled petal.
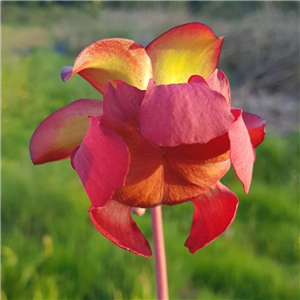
[71,116,130,207]
[242,112,266,147]
[185,182,238,253]
[229,109,255,194]
[146,22,223,84]
[61,39,152,93]
[139,81,234,147]
[30,99,103,164]
[89,201,152,257]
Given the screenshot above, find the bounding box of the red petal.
[89,201,152,257]
[139,81,234,147]
[229,109,255,194]
[71,116,130,207]
[61,39,152,93]
[30,99,103,164]
[102,81,145,134]
[146,22,223,84]
[242,112,266,147]
[189,70,230,105]
[184,182,238,253]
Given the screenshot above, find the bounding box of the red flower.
[30,23,265,257]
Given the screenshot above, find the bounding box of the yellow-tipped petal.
[146,23,223,84]
[62,39,152,93]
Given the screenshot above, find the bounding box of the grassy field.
[2,3,300,300]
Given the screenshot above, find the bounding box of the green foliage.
[1,6,299,298]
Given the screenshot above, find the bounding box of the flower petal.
[189,70,230,105]
[30,99,103,165]
[61,39,152,93]
[101,81,145,135]
[184,182,238,253]
[229,109,255,194]
[206,69,231,105]
[100,81,232,208]
[101,82,164,207]
[89,200,152,257]
[71,116,130,207]
[242,112,266,147]
[163,136,230,205]
[146,22,223,84]
[139,81,234,147]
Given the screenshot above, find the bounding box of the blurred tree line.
[3,1,298,19]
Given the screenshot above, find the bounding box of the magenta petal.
[242,112,266,148]
[30,99,103,164]
[229,109,255,194]
[89,201,152,257]
[61,66,73,82]
[139,81,234,147]
[71,116,130,207]
[184,182,238,253]
[102,81,145,132]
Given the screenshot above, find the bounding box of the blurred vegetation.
[2,0,298,13]
[1,2,299,300]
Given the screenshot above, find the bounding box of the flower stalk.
[151,206,169,300]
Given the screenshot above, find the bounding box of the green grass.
[2,41,299,300]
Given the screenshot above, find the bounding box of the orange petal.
[62,39,152,93]
[114,137,231,208]
[30,99,103,164]
[162,137,231,205]
[146,23,223,84]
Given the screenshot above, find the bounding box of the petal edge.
[89,201,152,257]
[30,99,103,164]
[184,182,238,253]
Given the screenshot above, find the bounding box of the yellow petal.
[146,23,223,84]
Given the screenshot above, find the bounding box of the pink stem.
[151,206,169,300]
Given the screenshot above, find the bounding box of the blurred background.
[1,1,299,299]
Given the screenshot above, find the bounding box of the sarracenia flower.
[30,23,265,257]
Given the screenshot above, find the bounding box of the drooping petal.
[146,22,224,84]
[229,109,255,194]
[89,200,152,257]
[184,182,238,253]
[30,99,103,165]
[242,112,266,147]
[61,39,153,93]
[71,116,130,207]
[139,81,234,147]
